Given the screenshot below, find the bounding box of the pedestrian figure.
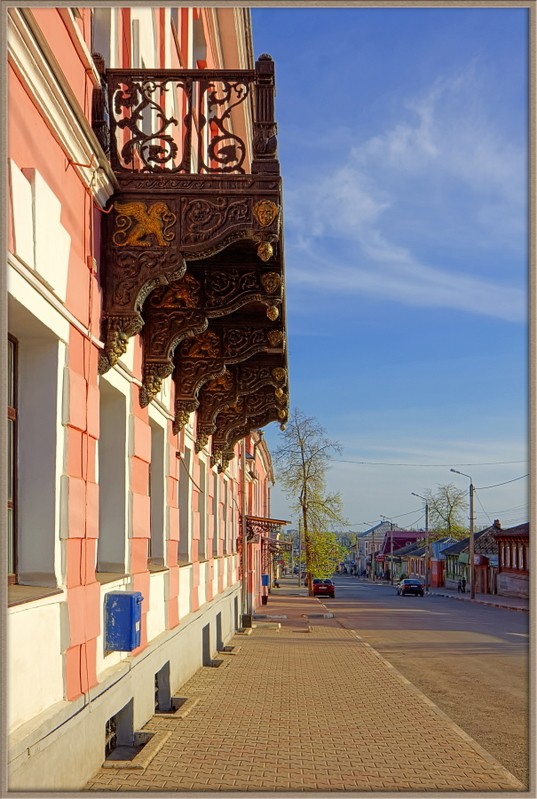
[461,577,466,593]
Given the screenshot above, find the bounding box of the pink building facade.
[7,7,287,790]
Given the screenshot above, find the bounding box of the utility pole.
[425,501,429,591]
[380,516,394,583]
[450,469,475,599]
[469,481,475,598]
[411,492,429,592]
[371,526,375,580]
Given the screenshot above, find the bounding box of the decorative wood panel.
[172,311,286,432]
[195,354,287,452]
[210,384,288,468]
[212,404,289,471]
[139,241,283,406]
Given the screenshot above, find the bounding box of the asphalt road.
[325,575,530,786]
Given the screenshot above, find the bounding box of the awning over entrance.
[243,514,289,540]
[240,515,290,573]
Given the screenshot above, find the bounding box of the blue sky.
[252,6,529,533]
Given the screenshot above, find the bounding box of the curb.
[430,592,529,612]
[348,630,524,791]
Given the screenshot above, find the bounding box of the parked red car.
[312,578,335,598]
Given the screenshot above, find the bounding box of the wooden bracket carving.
[195,354,287,451]
[172,312,285,432]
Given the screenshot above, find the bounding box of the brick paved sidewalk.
[85,586,525,793]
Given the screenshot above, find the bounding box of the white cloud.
[284,69,527,322]
[353,87,440,168]
[288,238,525,322]
[352,69,524,198]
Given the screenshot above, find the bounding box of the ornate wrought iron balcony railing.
[93,54,278,177]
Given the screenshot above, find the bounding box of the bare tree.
[424,482,468,536]
[273,408,347,593]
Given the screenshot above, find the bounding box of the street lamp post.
[359,522,376,579]
[380,516,395,583]
[411,492,429,592]
[450,469,475,599]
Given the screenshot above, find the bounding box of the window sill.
[148,562,168,574]
[8,584,63,607]
[95,572,129,585]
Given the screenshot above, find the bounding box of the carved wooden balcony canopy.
[93,54,288,451]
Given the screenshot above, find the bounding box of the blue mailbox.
[105,591,143,651]
[261,574,269,587]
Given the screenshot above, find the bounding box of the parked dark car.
[396,578,424,596]
[312,578,335,598]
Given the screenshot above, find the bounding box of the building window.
[223,479,230,555]
[212,472,219,557]
[178,447,192,564]
[171,8,192,68]
[192,15,207,68]
[198,460,207,560]
[97,379,127,573]
[149,420,165,566]
[8,300,63,589]
[7,336,18,583]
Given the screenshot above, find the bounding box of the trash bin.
[261,595,268,605]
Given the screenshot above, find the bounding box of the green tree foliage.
[308,532,347,578]
[424,482,468,537]
[273,408,348,593]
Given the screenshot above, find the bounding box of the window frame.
[8,335,18,584]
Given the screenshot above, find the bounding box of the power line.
[498,514,529,526]
[390,507,424,520]
[474,491,492,527]
[480,503,528,515]
[476,474,529,490]
[330,458,526,467]
[406,513,425,529]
